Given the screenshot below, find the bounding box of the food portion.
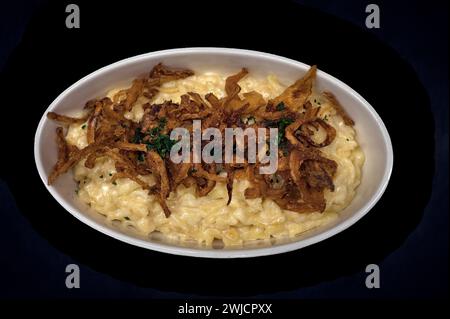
[47,63,364,246]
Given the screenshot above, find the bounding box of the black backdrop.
[0,0,447,299]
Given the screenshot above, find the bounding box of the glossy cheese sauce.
[65,72,364,246]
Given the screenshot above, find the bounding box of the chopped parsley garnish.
[124,216,130,221]
[132,127,143,143]
[132,117,175,158]
[146,134,176,158]
[148,117,168,137]
[276,102,285,111]
[278,117,294,128]
[158,117,167,129]
[149,126,160,137]
[323,115,328,121]
[276,117,294,145]
[109,173,113,176]
[137,152,145,162]
[81,124,86,129]
[112,181,117,185]
[264,117,294,154]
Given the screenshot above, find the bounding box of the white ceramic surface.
[34,48,393,258]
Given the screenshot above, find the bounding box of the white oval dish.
[34,48,393,258]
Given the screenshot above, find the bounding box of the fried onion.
[47,64,349,217]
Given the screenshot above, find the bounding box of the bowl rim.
[34,47,393,258]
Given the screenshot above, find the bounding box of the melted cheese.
[65,72,364,247]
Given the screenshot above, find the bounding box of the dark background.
[0,0,447,299]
